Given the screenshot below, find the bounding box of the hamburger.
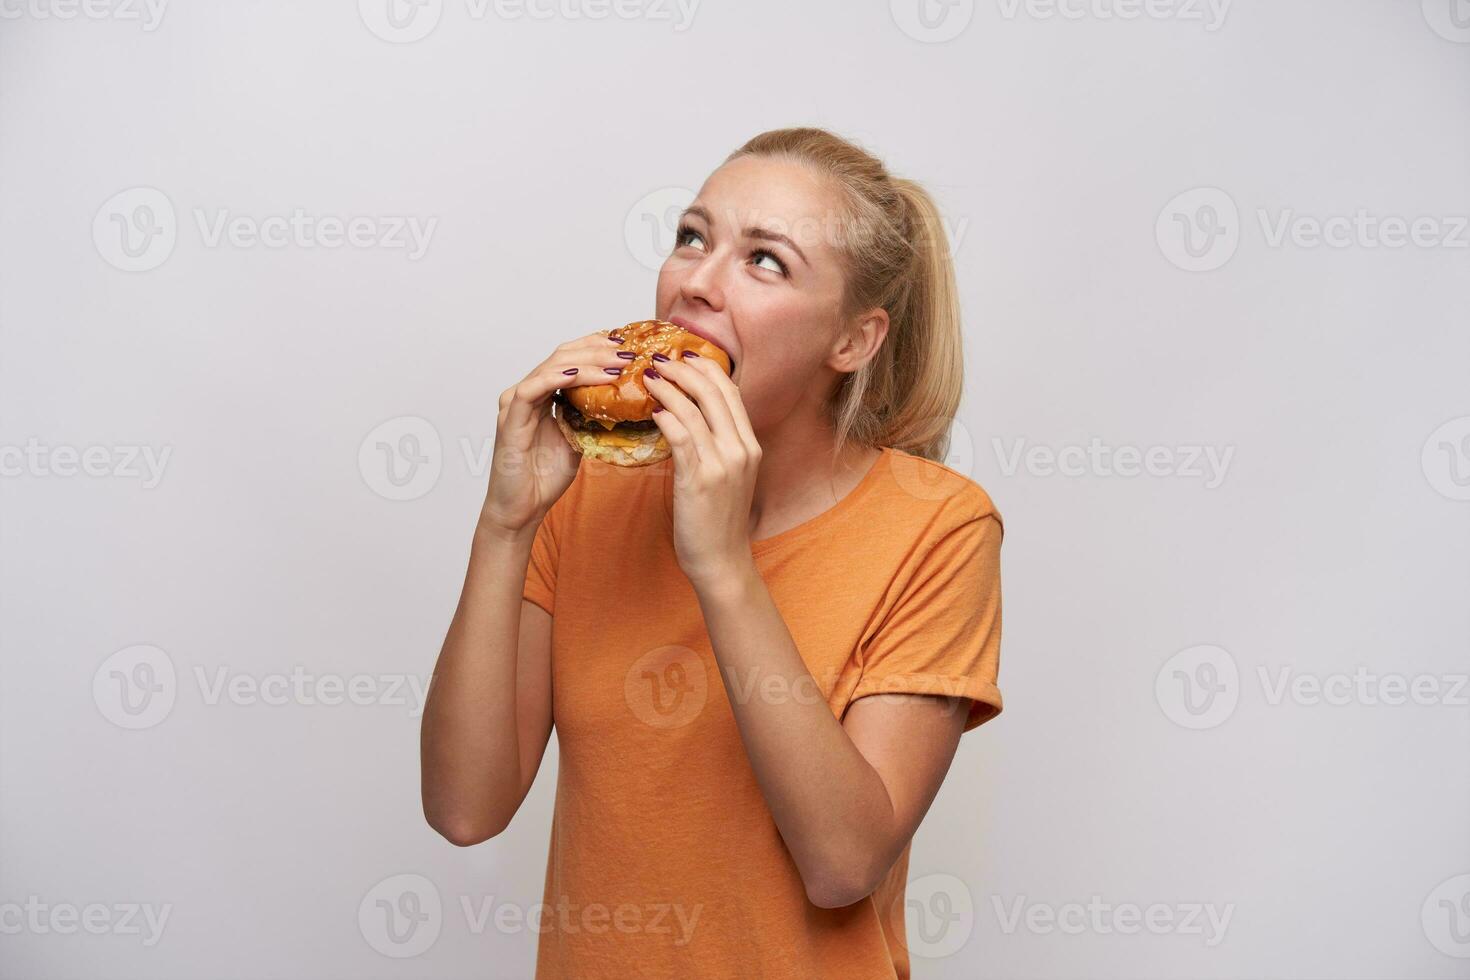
[553,319,734,467]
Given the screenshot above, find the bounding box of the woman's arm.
[420,523,555,845]
[420,522,555,846]
[694,565,969,909]
[421,330,631,845]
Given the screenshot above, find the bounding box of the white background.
[2,1,1468,977]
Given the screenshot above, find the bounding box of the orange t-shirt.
[520,444,1004,979]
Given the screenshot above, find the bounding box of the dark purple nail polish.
[644,367,661,380]
[651,352,669,362]
[681,350,700,359]
[616,351,636,359]
[607,335,624,343]
[604,367,622,375]
[562,367,578,375]
[652,406,664,413]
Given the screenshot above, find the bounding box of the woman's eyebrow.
[681,204,809,267]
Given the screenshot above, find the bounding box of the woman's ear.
[829,308,890,373]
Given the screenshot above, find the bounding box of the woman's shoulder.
[877,446,1003,534]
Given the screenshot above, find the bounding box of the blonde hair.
[723,127,964,465]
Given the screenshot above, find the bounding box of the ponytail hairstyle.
[723,127,964,464]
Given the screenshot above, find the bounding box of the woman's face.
[655,154,868,436]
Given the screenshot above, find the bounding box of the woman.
[421,127,1005,979]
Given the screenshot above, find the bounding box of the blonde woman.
[421,127,1005,979]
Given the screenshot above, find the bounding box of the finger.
[671,351,759,452]
[651,355,740,448]
[647,396,699,476]
[501,348,633,430]
[642,366,716,462]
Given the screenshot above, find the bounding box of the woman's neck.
[747,425,883,543]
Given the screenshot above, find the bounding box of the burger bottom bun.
[554,409,671,468]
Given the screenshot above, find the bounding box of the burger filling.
[553,389,659,434]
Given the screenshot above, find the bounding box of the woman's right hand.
[478,330,631,537]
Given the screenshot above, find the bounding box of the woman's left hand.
[643,351,762,589]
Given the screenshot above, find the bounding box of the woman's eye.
[752,250,787,276]
[675,225,705,250]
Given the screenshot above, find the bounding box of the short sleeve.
[850,512,1004,733]
[521,499,563,617]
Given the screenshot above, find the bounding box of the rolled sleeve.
[850,512,1004,733]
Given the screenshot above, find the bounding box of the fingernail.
[562,367,578,375]
[644,367,661,380]
[651,352,669,362]
[652,406,664,413]
[604,367,622,375]
[681,350,700,359]
[607,335,624,343]
[616,351,636,359]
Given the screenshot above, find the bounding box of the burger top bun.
[565,319,733,425]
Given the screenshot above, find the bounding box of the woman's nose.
[677,253,726,312]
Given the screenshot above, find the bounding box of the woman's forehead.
[695,157,844,229]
